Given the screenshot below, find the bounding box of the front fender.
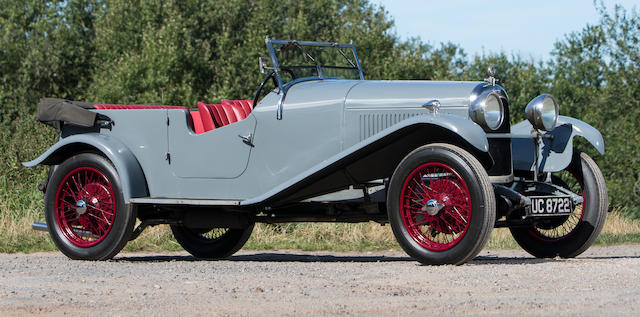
[22,133,148,203]
[511,116,604,172]
[242,113,489,205]
[413,113,489,153]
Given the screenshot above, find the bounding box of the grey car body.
[25,39,608,264]
[25,82,603,203]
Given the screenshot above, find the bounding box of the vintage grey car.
[25,39,608,265]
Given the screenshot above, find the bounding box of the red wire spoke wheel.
[54,167,116,247]
[45,153,136,260]
[510,151,608,258]
[388,144,495,265]
[400,162,471,251]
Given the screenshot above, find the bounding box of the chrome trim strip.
[489,174,514,183]
[129,198,241,206]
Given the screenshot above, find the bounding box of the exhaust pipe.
[32,222,48,232]
[32,221,95,238]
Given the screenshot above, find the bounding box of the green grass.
[3,210,639,254]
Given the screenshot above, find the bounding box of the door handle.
[238,133,254,146]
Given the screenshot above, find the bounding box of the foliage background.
[0,0,639,250]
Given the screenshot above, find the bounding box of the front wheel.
[45,153,135,260]
[387,144,496,265]
[510,151,608,258]
[170,223,254,259]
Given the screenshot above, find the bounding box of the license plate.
[528,196,574,216]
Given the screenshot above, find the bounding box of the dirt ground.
[1,244,639,316]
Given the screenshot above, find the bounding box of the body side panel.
[241,113,489,205]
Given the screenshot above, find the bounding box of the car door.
[243,80,357,191]
[167,110,257,179]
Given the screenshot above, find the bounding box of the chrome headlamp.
[469,90,504,131]
[525,94,558,131]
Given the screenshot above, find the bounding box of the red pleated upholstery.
[102,100,255,134]
[220,103,239,124]
[190,111,205,134]
[197,101,216,132]
[219,100,254,125]
[207,104,227,127]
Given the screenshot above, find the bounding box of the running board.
[129,198,242,206]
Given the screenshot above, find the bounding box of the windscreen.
[270,41,362,85]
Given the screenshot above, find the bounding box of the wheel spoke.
[399,162,472,251]
[55,167,116,247]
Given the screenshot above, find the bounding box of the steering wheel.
[279,66,296,80]
[252,68,296,108]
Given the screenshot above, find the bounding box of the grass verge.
[2,207,639,253]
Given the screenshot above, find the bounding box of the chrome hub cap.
[75,199,87,217]
[423,199,445,216]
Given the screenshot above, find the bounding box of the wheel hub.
[422,199,445,216]
[75,199,87,217]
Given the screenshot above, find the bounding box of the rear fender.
[22,133,148,203]
[511,116,604,172]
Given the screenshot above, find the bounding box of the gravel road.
[1,244,639,316]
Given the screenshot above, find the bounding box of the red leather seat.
[184,100,256,133]
[190,111,205,134]
[220,102,239,124]
[197,101,216,132]
[206,104,226,127]
[221,99,250,122]
[208,100,254,127]
[225,99,253,117]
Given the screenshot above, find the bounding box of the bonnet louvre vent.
[359,112,422,141]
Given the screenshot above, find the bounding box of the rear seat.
[190,111,205,134]
[197,101,216,132]
[189,99,254,134]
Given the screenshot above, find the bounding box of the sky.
[373,0,638,61]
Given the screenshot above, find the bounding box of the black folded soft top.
[37,98,97,131]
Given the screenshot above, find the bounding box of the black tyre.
[510,151,608,258]
[170,223,254,259]
[387,143,496,265]
[44,153,135,260]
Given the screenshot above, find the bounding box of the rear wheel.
[170,223,254,259]
[45,153,135,260]
[510,151,608,258]
[387,144,496,265]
